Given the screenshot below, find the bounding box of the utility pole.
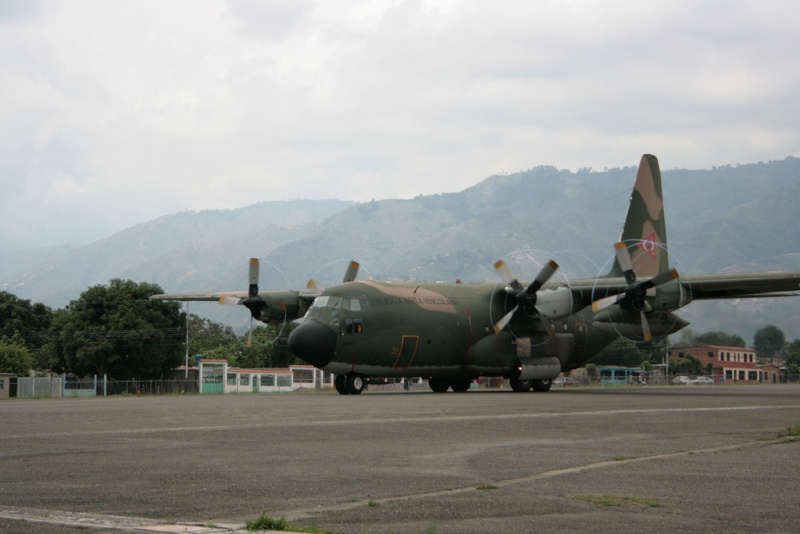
[185,302,189,379]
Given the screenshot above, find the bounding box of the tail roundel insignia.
[638,232,659,260]
[611,154,669,278]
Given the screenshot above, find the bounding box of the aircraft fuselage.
[288,279,657,381]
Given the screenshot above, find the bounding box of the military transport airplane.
[285,154,800,394]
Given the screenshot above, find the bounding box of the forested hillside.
[2,157,798,341]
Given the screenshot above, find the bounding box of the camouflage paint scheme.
[286,155,800,393]
[152,155,800,394]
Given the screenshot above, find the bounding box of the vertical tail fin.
[609,154,669,278]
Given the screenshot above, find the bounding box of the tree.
[52,279,184,379]
[787,364,800,382]
[0,292,52,344]
[753,325,785,358]
[187,315,238,356]
[591,337,644,367]
[691,331,747,348]
[0,291,53,368]
[0,338,35,374]
[585,363,598,378]
[228,324,296,369]
[786,339,800,367]
[671,354,702,376]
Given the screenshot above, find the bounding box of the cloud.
[44,172,89,202]
[1,0,799,251]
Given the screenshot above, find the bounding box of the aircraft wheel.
[428,377,451,393]
[509,377,533,392]
[345,374,365,395]
[334,374,349,395]
[451,377,472,392]
[531,378,552,392]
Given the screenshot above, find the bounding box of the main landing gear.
[509,377,553,392]
[335,374,365,395]
[427,377,473,393]
[428,376,552,393]
[334,374,553,394]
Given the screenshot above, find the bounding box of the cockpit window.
[340,291,370,312]
[311,296,342,309]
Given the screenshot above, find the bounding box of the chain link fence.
[103,378,199,395]
[17,377,63,398]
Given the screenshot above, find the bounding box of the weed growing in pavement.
[573,495,663,508]
[246,513,332,533]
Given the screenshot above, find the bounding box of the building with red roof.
[668,345,782,384]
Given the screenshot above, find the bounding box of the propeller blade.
[304,260,360,297]
[248,258,259,298]
[219,293,244,306]
[638,268,680,291]
[493,305,518,334]
[493,260,525,294]
[548,323,556,337]
[524,260,559,296]
[247,316,254,347]
[306,278,325,296]
[614,242,636,285]
[640,309,652,342]
[592,294,621,313]
[343,261,360,283]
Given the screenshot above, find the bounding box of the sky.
[1,0,799,252]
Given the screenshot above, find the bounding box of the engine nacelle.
[534,287,577,320]
[652,279,691,311]
[593,309,689,337]
[256,290,302,323]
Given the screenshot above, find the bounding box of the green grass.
[246,513,332,533]
[787,423,800,437]
[476,483,498,491]
[573,495,663,508]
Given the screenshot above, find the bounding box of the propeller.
[242,258,264,347]
[305,260,360,297]
[220,258,361,345]
[217,258,272,346]
[493,259,559,334]
[218,258,261,306]
[592,242,679,342]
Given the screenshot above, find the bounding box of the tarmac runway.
[1,385,799,533]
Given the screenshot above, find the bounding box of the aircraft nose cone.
[288,319,337,368]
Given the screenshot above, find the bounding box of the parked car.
[366,377,403,385]
[672,375,692,385]
[691,376,715,385]
[553,377,576,386]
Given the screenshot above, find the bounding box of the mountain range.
[2,156,799,344]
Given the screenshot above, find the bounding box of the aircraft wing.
[149,291,248,303]
[562,271,800,305]
[677,272,800,300]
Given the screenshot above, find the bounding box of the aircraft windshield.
[312,294,370,312]
[311,296,342,309]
